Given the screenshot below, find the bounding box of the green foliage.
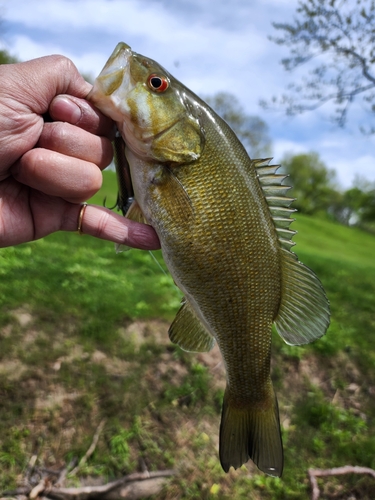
[281,151,337,215]
[205,92,272,158]
[0,49,17,65]
[163,361,211,408]
[330,178,375,228]
[292,386,374,466]
[280,152,375,227]
[263,0,375,130]
[350,177,375,225]
[108,424,135,470]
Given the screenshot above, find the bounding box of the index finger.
[71,204,161,250]
[49,94,115,138]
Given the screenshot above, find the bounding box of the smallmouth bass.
[88,43,330,476]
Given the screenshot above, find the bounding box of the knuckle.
[93,210,111,238]
[51,55,77,78]
[40,122,68,148]
[81,164,103,197]
[20,149,45,175]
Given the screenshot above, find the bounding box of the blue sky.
[1,0,375,189]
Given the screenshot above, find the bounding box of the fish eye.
[147,74,169,92]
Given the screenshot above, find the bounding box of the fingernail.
[51,96,82,124]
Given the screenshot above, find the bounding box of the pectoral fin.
[169,299,215,352]
[152,166,194,223]
[125,200,147,224]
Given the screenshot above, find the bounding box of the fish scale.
[88,42,330,477]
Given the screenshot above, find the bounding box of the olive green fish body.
[139,109,283,473]
[88,43,330,476]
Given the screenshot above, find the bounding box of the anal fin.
[169,299,215,352]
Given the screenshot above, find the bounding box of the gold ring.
[77,203,88,235]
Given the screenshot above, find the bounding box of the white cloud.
[272,132,375,189]
[4,35,63,62]
[2,0,283,109]
[272,139,308,159]
[327,155,375,188]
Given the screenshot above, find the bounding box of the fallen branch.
[69,419,106,477]
[30,479,48,500]
[2,470,176,500]
[308,465,375,500]
[47,470,176,500]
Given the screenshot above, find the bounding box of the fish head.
[88,42,204,163]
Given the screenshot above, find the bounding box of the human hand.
[0,55,160,250]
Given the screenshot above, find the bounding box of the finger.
[38,122,113,169]
[63,203,161,250]
[49,95,115,138]
[9,55,92,115]
[12,148,103,203]
[0,178,35,247]
[1,182,160,250]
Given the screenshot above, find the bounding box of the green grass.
[0,170,375,498]
[292,213,375,269]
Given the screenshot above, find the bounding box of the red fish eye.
[147,74,169,92]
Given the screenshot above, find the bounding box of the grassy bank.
[0,170,374,498]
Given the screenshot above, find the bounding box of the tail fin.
[219,387,283,477]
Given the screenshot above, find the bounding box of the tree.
[281,152,338,215]
[0,49,17,65]
[281,153,375,228]
[332,184,375,229]
[344,176,375,226]
[205,92,272,158]
[262,0,375,131]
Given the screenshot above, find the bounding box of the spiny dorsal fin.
[269,206,297,218]
[254,158,330,345]
[254,158,296,234]
[260,174,289,187]
[252,158,275,170]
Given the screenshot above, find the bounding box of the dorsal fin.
[254,158,296,234]
[254,158,330,345]
[274,249,330,345]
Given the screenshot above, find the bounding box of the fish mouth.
[105,42,132,67]
[98,42,132,87]
[87,42,133,119]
